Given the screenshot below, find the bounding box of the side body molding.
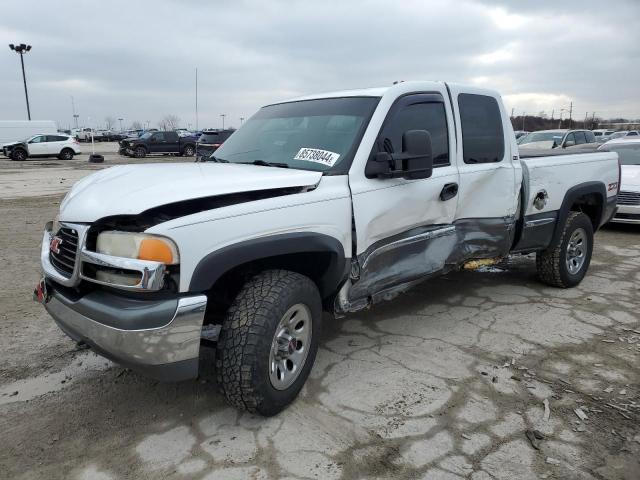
[188,232,347,297]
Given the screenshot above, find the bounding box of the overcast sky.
[1,0,639,130]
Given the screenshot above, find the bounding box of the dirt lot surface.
[0,154,638,480]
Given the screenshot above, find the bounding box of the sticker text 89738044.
[293,148,341,167]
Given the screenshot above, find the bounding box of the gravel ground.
[0,157,638,480]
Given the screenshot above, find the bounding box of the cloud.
[0,0,639,129]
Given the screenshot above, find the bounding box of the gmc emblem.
[50,236,63,254]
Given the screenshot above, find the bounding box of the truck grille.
[50,227,79,277]
[618,191,640,206]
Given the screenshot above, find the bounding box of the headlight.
[96,231,179,264]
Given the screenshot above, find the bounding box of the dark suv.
[196,130,234,161]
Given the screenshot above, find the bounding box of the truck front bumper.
[43,282,207,381]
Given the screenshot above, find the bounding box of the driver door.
[348,91,459,302]
[27,135,48,156]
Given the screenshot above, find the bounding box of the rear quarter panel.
[521,152,618,216]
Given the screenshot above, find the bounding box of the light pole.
[9,43,32,120]
[118,118,124,131]
[220,113,226,129]
[240,117,245,125]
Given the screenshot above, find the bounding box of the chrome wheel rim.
[566,228,587,275]
[269,303,312,390]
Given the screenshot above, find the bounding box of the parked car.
[3,134,81,160]
[592,129,616,142]
[599,139,640,224]
[118,130,196,158]
[36,81,619,415]
[0,120,56,145]
[195,129,235,161]
[517,129,597,150]
[74,128,95,142]
[606,130,640,142]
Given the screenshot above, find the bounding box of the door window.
[376,96,449,166]
[153,133,165,141]
[29,135,45,143]
[458,94,504,163]
[574,131,586,145]
[585,131,596,143]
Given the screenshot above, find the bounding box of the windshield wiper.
[243,160,289,168]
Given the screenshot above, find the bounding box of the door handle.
[440,183,458,201]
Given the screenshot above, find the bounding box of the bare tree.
[130,120,143,130]
[104,116,116,130]
[158,114,180,131]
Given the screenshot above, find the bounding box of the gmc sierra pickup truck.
[119,130,196,158]
[35,81,619,416]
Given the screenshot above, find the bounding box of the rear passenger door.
[165,132,180,152]
[447,88,520,260]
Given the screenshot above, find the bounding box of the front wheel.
[536,211,594,288]
[216,270,321,416]
[11,149,27,161]
[134,146,146,158]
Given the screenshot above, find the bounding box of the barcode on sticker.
[294,148,340,167]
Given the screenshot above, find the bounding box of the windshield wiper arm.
[244,160,289,168]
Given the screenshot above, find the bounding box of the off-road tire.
[215,269,322,416]
[58,148,74,160]
[536,211,594,288]
[182,145,195,156]
[134,146,146,158]
[11,148,27,161]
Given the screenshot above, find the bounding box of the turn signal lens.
[139,238,175,264]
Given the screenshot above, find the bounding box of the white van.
[0,120,57,146]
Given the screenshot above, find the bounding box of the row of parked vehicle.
[514,128,640,151]
[117,129,235,159]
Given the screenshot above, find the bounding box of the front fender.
[189,232,347,297]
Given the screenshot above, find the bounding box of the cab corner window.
[458,93,504,164]
[377,97,449,167]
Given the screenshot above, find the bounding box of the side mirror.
[365,129,434,179]
[564,140,575,148]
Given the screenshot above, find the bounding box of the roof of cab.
[268,81,502,107]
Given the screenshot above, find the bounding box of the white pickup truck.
[35,81,619,415]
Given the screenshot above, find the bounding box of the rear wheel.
[134,146,146,158]
[58,148,74,160]
[182,145,195,156]
[216,270,321,416]
[11,149,27,161]
[536,211,594,288]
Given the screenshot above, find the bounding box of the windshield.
[518,131,565,145]
[213,97,380,172]
[140,132,153,139]
[609,132,627,139]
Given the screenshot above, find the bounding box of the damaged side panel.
[339,217,514,313]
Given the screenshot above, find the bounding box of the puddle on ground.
[0,352,111,405]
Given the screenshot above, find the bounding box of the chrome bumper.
[45,285,208,381]
[611,203,640,224]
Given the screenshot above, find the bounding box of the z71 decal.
[294,148,340,167]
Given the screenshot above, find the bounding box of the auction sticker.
[294,148,340,167]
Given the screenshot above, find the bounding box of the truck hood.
[60,163,323,222]
[621,164,640,189]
